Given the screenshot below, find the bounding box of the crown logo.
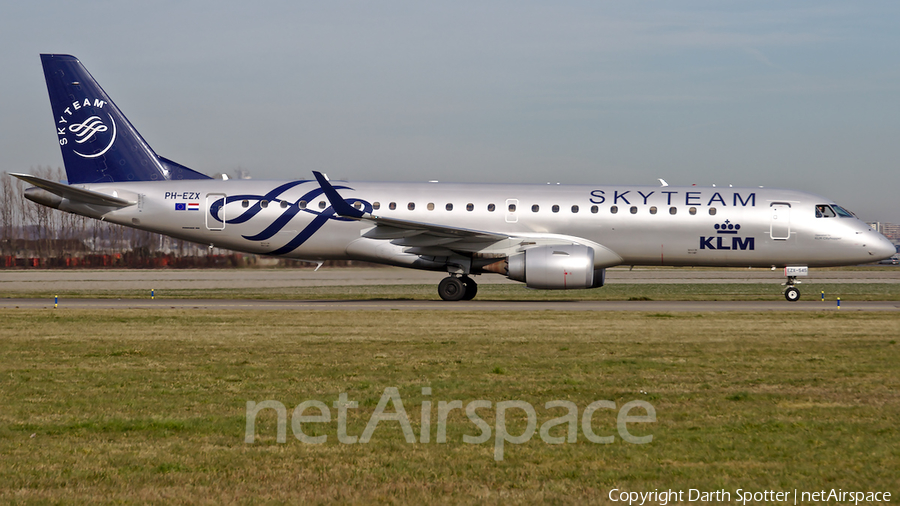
[714,220,741,234]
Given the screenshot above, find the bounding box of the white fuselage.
[56,178,894,272]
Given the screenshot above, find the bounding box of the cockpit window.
[815,204,836,218]
[832,205,854,218]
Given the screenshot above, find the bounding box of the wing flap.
[390,235,460,247]
[364,215,507,241]
[361,226,423,240]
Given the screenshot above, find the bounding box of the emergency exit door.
[770,203,791,240]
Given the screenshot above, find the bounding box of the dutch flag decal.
[188,202,199,211]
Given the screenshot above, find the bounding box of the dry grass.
[0,309,898,503]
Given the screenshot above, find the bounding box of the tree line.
[1,167,233,267]
[1,168,371,269]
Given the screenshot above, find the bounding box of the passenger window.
[571,205,579,213]
[630,206,637,214]
[242,200,249,208]
[299,200,307,209]
[466,203,474,211]
[389,202,397,210]
[372,202,380,210]
[532,204,540,212]
[709,207,716,216]
[353,201,362,210]
[408,202,415,210]
[649,206,657,215]
[446,203,453,211]
[281,201,289,208]
[319,201,327,209]
[591,205,598,214]
[261,200,269,208]
[610,206,618,214]
[689,207,696,215]
[427,203,435,211]
[508,204,516,212]
[669,207,677,215]
[552,205,559,213]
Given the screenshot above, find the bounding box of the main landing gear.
[783,276,801,302]
[438,275,478,301]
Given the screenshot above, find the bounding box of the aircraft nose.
[870,233,896,261]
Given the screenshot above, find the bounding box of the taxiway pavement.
[2,266,898,292]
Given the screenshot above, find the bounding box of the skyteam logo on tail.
[55,98,117,159]
[700,220,755,250]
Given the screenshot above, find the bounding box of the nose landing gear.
[783,276,801,302]
[781,266,808,302]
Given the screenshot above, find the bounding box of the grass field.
[1,309,898,503]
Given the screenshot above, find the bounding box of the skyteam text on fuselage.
[14,54,896,301]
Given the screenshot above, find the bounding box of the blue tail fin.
[41,54,211,184]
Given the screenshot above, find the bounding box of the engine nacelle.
[507,244,605,289]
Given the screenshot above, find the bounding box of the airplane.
[13,54,896,301]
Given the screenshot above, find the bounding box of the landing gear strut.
[783,276,801,302]
[438,275,478,301]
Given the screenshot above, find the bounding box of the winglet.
[312,171,365,219]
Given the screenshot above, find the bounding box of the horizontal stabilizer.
[10,173,135,207]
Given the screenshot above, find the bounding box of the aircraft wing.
[356,215,508,241]
[313,171,622,265]
[312,171,621,263]
[313,171,508,244]
[10,173,135,207]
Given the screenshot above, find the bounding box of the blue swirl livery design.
[208,180,372,255]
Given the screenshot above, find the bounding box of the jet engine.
[507,244,605,289]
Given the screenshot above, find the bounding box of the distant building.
[870,222,900,246]
[884,223,900,242]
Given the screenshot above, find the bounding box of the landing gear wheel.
[784,286,801,302]
[438,276,466,301]
[461,277,478,300]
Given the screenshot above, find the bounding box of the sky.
[2,1,899,222]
